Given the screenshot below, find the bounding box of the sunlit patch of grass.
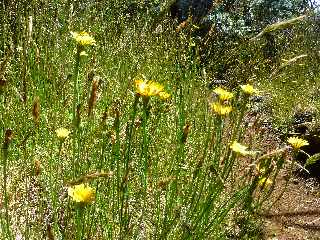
[259,75,320,126]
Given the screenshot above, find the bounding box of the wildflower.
[258,177,273,186]
[68,184,95,204]
[56,128,70,140]
[148,81,164,96]
[211,102,232,116]
[240,84,258,95]
[213,87,234,101]
[134,79,164,97]
[71,31,96,46]
[287,137,309,150]
[135,79,149,96]
[230,141,256,156]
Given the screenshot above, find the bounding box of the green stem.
[212,116,224,168]
[141,97,150,189]
[119,95,139,237]
[75,206,85,240]
[73,45,81,127]
[2,130,12,239]
[72,45,81,177]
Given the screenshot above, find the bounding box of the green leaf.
[304,153,320,168]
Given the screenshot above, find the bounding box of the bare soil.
[262,173,320,240]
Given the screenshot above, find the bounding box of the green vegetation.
[1,1,319,239]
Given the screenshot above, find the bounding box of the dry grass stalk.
[3,129,13,146]
[88,78,99,117]
[34,159,41,176]
[181,122,191,144]
[67,171,114,186]
[251,15,307,41]
[32,96,40,126]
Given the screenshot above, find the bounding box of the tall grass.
[0,1,318,239]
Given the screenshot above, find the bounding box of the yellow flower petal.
[135,79,149,96]
[213,87,234,101]
[55,128,70,140]
[134,79,165,98]
[211,102,232,115]
[287,137,309,150]
[68,184,95,204]
[71,31,96,46]
[148,81,164,96]
[230,141,257,156]
[240,84,258,95]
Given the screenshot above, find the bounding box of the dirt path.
[262,174,320,239]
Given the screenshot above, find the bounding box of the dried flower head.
[4,129,13,146]
[287,137,309,150]
[230,141,256,156]
[55,128,70,140]
[88,78,99,117]
[32,96,40,126]
[211,102,232,116]
[34,159,41,176]
[68,184,95,204]
[71,31,96,46]
[181,123,191,144]
[213,87,234,101]
[240,84,258,95]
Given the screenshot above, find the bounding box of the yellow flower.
[213,87,234,101]
[211,102,232,115]
[134,79,164,97]
[287,137,309,150]
[71,31,96,46]
[158,91,171,100]
[148,81,164,96]
[230,141,256,156]
[240,84,258,95]
[55,128,70,140]
[68,184,95,203]
[258,177,273,186]
[135,79,148,96]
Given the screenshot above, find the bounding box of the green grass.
[0,1,319,239]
